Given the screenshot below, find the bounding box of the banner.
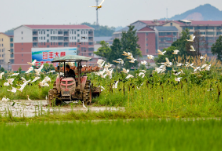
[31,47,77,66]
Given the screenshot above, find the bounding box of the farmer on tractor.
[65,64,75,79]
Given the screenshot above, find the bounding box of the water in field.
[0,100,124,117]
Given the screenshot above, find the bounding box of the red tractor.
[48,55,101,106]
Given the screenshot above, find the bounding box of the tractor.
[48,55,101,106]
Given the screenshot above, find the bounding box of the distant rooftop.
[23,25,94,29]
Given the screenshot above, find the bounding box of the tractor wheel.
[48,81,60,106]
[83,80,92,105]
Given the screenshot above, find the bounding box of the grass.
[0,119,222,151]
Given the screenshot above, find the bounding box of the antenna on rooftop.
[166,8,168,20]
[96,0,99,29]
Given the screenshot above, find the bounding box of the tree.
[94,26,142,69]
[154,46,177,65]
[94,41,111,59]
[0,67,4,72]
[171,29,190,57]
[121,26,142,69]
[82,22,115,37]
[18,66,22,74]
[211,36,222,61]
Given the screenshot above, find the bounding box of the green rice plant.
[0,119,222,151]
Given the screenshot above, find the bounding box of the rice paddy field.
[0,119,221,151]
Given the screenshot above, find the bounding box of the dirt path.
[0,100,125,117]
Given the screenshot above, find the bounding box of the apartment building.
[12,25,95,71]
[0,33,14,70]
[113,24,156,60]
[180,20,222,56]
[155,26,179,51]
[113,20,222,59]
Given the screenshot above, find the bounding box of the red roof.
[24,25,94,29]
[139,20,167,26]
[181,21,222,26]
[138,26,155,32]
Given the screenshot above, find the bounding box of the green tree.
[82,22,115,37]
[121,26,142,69]
[94,26,142,69]
[94,41,111,59]
[211,36,222,61]
[171,28,190,57]
[0,67,4,72]
[18,66,22,74]
[43,63,50,72]
[154,46,177,65]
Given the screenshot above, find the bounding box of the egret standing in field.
[7,87,17,93]
[34,64,44,76]
[0,72,4,79]
[190,45,196,51]
[141,61,147,65]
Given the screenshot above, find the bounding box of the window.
[47,39,49,43]
[173,32,177,36]
[77,34,80,37]
[11,54,14,58]
[21,37,23,40]
[10,49,13,53]
[21,54,23,56]
[159,32,166,36]
[77,39,80,42]
[165,37,172,41]
[47,34,49,37]
[206,32,214,35]
[217,32,222,35]
[146,49,149,53]
[10,38,13,42]
[146,43,148,46]
[58,31,63,34]
[207,27,215,30]
[170,23,173,26]
[146,33,148,36]
[21,31,23,34]
[44,37,45,40]
[10,43,13,47]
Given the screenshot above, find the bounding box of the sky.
[0,0,222,31]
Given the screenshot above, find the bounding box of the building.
[180,20,222,56]
[0,33,14,70]
[113,24,156,60]
[155,26,179,51]
[113,19,222,59]
[12,25,95,71]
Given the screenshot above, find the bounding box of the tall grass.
[0,119,221,151]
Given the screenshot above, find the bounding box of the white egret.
[27,60,37,66]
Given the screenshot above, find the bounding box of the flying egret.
[177,62,183,67]
[158,50,166,55]
[10,73,19,76]
[126,74,134,79]
[25,67,34,74]
[141,61,147,65]
[35,64,44,75]
[165,58,173,67]
[8,78,14,85]
[112,81,119,89]
[97,59,105,68]
[129,58,137,63]
[31,77,40,83]
[173,50,180,54]
[190,45,196,51]
[27,60,37,66]
[175,77,182,82]
[205,64,211,71]
[138,72,145,78]
[122,68,129,74]
[7,87,17,93]
[90,0,106,10]
[200,56,206,61]
[147,55,154,60]
[186,34,195,42]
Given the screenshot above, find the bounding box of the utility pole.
[96,0,99,29]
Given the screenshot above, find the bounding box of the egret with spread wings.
[90,0,106,10]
